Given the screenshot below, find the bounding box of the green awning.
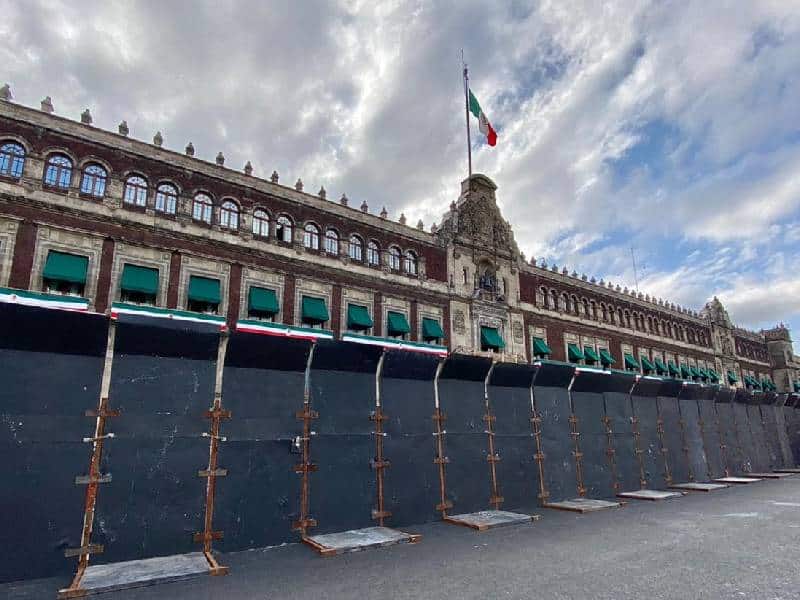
[743,375,754,387]
[762,379,773,391]
[599,348,615,366]
[584,346,600,364]
[43,251,88,284]
[249,287,279,314]
[121,264,158,295]
[387,311,411,336]
[680,364,691,378]
[668,361,680,376]
[654,358,668,374]
[793,382,800,392]
[567,343,585,362]
[347,304,373,330]
[624,353,640,371]
[480,326,505,350]
[640,356,656,372]
[188,276,220,304]
[422,317,444,341]
[689,366,702,378]
[727,370,738,384]
[533,337,552,357]
[707,369,719,383]
[301,296,329,324]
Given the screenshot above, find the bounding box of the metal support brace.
[432,359,452,516]
[567,373,586,497]
[294,345,319,538]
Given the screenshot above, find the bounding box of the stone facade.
[0,97,797,389]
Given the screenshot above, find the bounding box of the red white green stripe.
[236,319,334,341]
[341,332,448,356]
[111,302,227,328]
[469,89,497,146]
[0,286,89,311]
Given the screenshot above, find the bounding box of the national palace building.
[0,88,798,393]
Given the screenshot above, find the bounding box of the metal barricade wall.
[761,394,793,470]
[0,304,108,582]
[679,384,711,482]
[697,387,726,479]
[657,380,689,484]
[746,392,772,473]
[216,332,310,551]
[92,317,220,565]
[630,378,669,489]
[715,389,741,475]
[732,390,757,473]
[602,372,642,494]
[531,362,578,503]
[784,394,800,465]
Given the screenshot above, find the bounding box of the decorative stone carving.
[244,161,253,176]
[270,170,279,183]
[453,309,466,334]
[153,131,163,147]
[80,109,92,124]
[40,96,54,113]
[185,142,195,156]
[216,152,225,166]
[0,83,11,101]
[512,321,524,344]
[294,178,303,192]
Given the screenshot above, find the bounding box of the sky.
[1,0,799,349]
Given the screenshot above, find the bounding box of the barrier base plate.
[58,552,209,597]
[545,498,621,513]
[444,510,538,531]
[746,472,793,479]
[669,482,729,492]
[714,477,762,484]
[774,468,800,473]
[303,526,420,556]
[618,489,684,500]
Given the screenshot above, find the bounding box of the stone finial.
[153,131,163,147]
[0,83,12,101]
[623,286,629,293]
[551,264,558,272]
[315,186,326,199]
[571,270,578,277]
[244,161,253,176]
[399,213,406,226]
[294,178,303,192]
[615,285,621,291]
[581,274,587,281]
[40,96,54,113]
[118,120,129,136]
[599,278,604,285]
[431,222,438,233]
[80,108,92,124]
[590,276,596,283]
[562,267,568,275]
[380,206,388,219]
[185,142,195,156]
[416,219,424,230]
[360,200,368,213]
[270,170,279,183]
[450,200,457,211]
[216,152,225,166]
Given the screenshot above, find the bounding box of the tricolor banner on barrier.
[111,302,227,329]
[0,286,89,311]
[341,332,448,356]
[236,319,334,340]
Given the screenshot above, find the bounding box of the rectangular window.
[248,286,279,321]
[421,317,444,343]
[42,250,88,297]
[480,326,505,352]
[187,275,221,314]
[301,295,329,326]
[387,311,411,339]
[120,263,158,306]
[347,303,373,332]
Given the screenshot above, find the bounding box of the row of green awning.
[567,343,584,362]
[584,346,600,364]
[480,326,505,350]
[640,356,656,372]
[727,370,738,384]
[43,251,88,284]
[668,362,680,376]
[624,353,640,371]
[599,348,615,366]
[654,358,668,373]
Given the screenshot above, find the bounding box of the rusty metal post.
[58,321,118,600]
[656,397,672,485]
[628,377,647,489]
[710,388,731,476]
[529,380,550,506]
[431,358,452,517]
[370,351,391,526]
[293,342,318,538]
[675,383,693,481]
[483,361,503,509]
[567,371,586,497]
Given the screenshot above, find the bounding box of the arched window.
[220,200,239,229]
[403,250,418,275]
[540,286,549,308]
[570,294,579,315]
[155,183,178,214]
[0,142,26,179]
[551,290,559,310]
[625,311,632,328]
[367,241,380,266]
[252,209,270,237]
[276,215,292,243]
[324,228,339,255]
[123,175,148,207]
[601,303,608,321]
[43,154,72,189]
[79,164,107,198]
[303,223,320,250]
[349,235,363,262]
[388,246,401,271]
[192,192,213,223]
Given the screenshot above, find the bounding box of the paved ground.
[6,477,800,599]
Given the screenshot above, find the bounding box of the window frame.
[403,250,418,275]
[123,175,149,207]
[154,182,178,215]
[367,240,380,267]
[303,223,321,250]
[324,228,339,255]
[276,215,293,243]
[0,141,26,179]
[43,153,73,190]
[348,234,364,262]
[219,199,240,230]
[388,246,401,271]
[192,192,214,224]
[79,163,108,198]
[252,208,270,237]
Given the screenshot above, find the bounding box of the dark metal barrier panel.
[381,351,441,525]
[715,389,741,475]
[488,363,539,512]
[216,333,310,552]
[630,378,668,488]
[308,341,382,534]
[761,394,792,469]
[570,370,616,499]
[532,362,578,503]
[93,318,219,565]
[732,390,757,473]
[679,384,710,482]
[746,393,771,472]
[697,387,726,479]
[657,380,689,484]
[381,351,441,527]
[603,372,641,493]
[784,395,800,464]
[437,355,494,515]
[0,304,108,583]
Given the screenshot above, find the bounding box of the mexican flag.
[468,89,497,146]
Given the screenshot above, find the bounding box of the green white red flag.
[468,89,497,146]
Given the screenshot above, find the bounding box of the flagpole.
[462,50,472,178]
